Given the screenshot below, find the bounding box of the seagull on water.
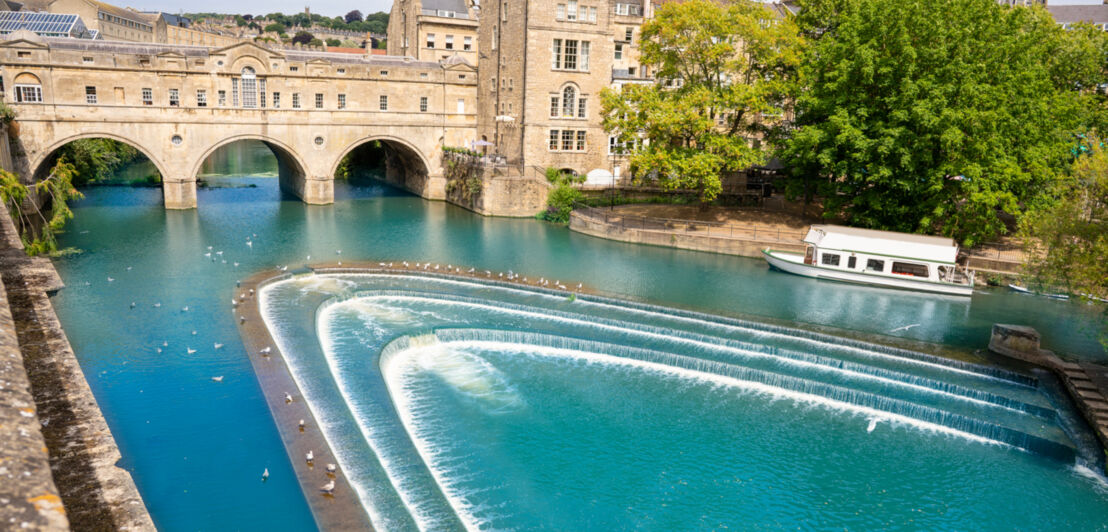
[262,468,269,482]
[335,250,342,255]
[216,251,223,256]
[867,418,882,433]
[126,266,132,271]
[326,463,336,474]
[246,241,253,248]
[211,376,224,382]
[154,302,161,308]
[890,323,920,333]
[191,330,197,336]
[107,277,115,282]
[284,393,293,403]
[186,347,197,354]
[305,450,314,463]
[129,302,136,309]
[320,480,335,494]
[204,252,211,258]
[214,343,224,350]
[162,341,168,347]
[306,255,311,261]
[233,262,239,267]
[181,306,189,312]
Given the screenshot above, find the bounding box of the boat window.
[847,256,857,269]
[892,262,929,277]
[821,253,840,266]
[804,246,814,265]
[866,259,885,272]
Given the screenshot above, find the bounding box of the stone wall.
[0,152,154,530]
[569,208,807,258]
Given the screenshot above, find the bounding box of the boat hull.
[762,249,974,297]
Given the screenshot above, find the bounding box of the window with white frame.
[13,83,42,103]
[615,43,623,60]
[426,33,435,48]
[420,96,428,112]
[142,87,153,105]
[457,98,465,113]
[315,93,323,109]
[464,36,472,51]
[168,88,179,107]
[379,95,388,111]
[567,0,578,21]
[231,78,239,106]
[552,39,589,71]
[550,85,587,118]
[196,89,206,107]
[272,92,280,108]
[292,93,301,108]
[549,129,587,151]
[445,35,454,50]
[240,67,257,108]
[85,86,97,104]
[338,93,346,109]
[217,89,226,106]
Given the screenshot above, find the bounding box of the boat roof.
[804,225,959,264]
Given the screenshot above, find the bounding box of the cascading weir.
[249,268,1108,531]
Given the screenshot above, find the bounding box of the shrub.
[541,182,583,224]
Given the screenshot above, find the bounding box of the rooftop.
[805,225,960,264]
[1047,5,1108,25]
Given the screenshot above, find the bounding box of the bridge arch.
[330,135,432,194]
[190,134,311,202]
[30,132,170,185]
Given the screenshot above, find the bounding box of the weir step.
[1063,369,1088,379]
[1060,362,1083,370]
[1073,380,1099,391]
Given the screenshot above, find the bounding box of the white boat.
[762,225,975,296]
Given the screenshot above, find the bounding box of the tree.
[308,38,324,47]
[345,10,363,23]
[779,0,1104,245]
[264,23,286,34]
[326,38,340,47]
[291,31,314,45]
[1020,135,1108,347]
[600,0,802,203]
[0,157,83,256]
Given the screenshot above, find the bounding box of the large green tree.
[1020,136,1108,348]
[781,0,1105,245]
[601,0,802,203]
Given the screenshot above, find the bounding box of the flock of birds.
[104,234,594,498]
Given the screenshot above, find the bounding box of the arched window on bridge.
[13,72,42,103]
[240,66,258,108]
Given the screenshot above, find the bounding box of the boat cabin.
[801,225,966,284]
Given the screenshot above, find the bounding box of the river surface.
[48,142,1108,530]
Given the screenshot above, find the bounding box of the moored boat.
[763,225,975,296]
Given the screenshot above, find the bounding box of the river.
[47,141,1107,530]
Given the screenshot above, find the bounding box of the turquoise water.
[46,145,1108,530]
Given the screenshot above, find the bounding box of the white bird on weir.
[326,463,336,474]
[284,393,293,403]
[298,419,306,431]
[259,346,272,355]
[320,480,335,494]
[262,468,269,482]
[305,450,314,463]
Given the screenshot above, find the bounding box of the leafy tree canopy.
[780,0,1107,245]
[1020,135,1108,348]
[291,31,314,45]
[345,10,363,23]
[601,0,802,202]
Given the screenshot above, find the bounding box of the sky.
[119,0,394,18]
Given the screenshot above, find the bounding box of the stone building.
[37,0,155,42]
[475,0,653,183]
[0,31,478,207]
[150,13,243,48]
[387,0,479,64]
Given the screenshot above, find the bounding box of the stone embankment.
[990,324,1108,459]
[0,207,153,530]
[569,207,806,258]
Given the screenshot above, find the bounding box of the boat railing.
[573,207,808,244]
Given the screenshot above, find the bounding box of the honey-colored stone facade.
[476,0,652,181]
[387,0,479,65]
[0,33,478,209]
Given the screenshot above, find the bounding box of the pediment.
[210,41,284,59]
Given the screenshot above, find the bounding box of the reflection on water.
[44,143,1108,531]
[199,140,279,177]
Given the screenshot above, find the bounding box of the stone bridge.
[0,31,478,208]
